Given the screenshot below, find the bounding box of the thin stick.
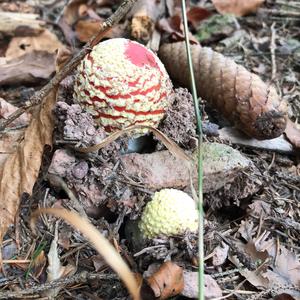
[2,260,31,264]
[0,0,138,132]
[270,22,277,80]
[181,1,204,300]
[0,272,117,299]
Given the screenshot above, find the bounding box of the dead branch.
[0,0,138,132]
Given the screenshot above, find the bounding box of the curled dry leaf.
[0,88,57,243]
[212,0,265,17]
[147,261,184,299]
[30,208,140,300]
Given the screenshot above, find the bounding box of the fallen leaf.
[75,18,127,43]
[5,29,65,60]
[45,233,76,298]
[186,7,211,29]
[157,16,199,44]
[248,200,271,218]
[63,0,87,26]
[147,261,184,299]
[0,51,56,85]
[212,0,265,17]
[31,250,47,279]
[55,47,72,73]
[0,88,58,243]
[212,242,229,266]
[181,272,222,299]
[262,247,300,298]
[284,119,300,148]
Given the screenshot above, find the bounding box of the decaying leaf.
[147,261,184,299]
[212,0,265,17]
[0,88,57,243]
[31,208,140,300]
[231,222,300,298]
[5,29,65,60]
[0,51,56,85]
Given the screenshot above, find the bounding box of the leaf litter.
[0,0,300,299]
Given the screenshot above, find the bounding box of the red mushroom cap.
[74,38,173,133]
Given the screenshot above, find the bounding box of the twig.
[0,272,117,299]
[0,0,138,132]
[270,22,277,80]
[181,1,204,300]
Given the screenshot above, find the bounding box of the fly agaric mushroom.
[139,189,198,239]
[73,38,173,133]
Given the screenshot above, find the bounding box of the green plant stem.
[181,1,204,300]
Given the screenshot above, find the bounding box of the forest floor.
[0,0,299,299]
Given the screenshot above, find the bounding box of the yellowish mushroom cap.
[139,189,198,239]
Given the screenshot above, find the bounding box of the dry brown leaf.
[147,261,184,299]
[63,0,87,26]
[186,7,211,29]
[5,29,65,60]
[75,19,126,43]
[0,51,56,85]
[55,47,72,73]
[157,16,199,44]
[0,88,57,243]
[285,119,300,148]
[31,250,47,279]
[212,0,264,17]
[31,208,140,300]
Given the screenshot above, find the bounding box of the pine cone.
[159,42,287,140]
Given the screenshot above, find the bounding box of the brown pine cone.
[159,42,287,140]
